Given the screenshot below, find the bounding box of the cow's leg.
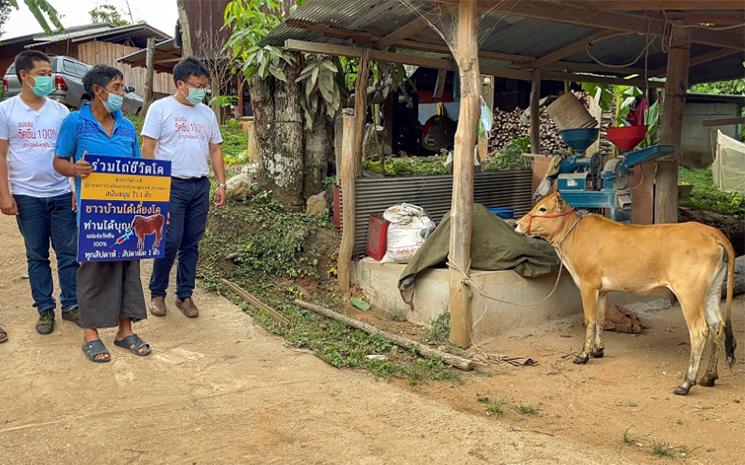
[591,291,608,359]
[700,264,726,387]
[573,285,600,365]
[673,287,709,395]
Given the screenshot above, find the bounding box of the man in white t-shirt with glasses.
[141,57,226,318]
[0,50,80,339]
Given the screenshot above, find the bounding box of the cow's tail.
[717,232,737,368]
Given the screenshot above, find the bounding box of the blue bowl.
[488,207,514,219]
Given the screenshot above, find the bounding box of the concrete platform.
[354,258,673,341]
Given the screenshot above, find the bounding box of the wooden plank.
[655,25,691,224]
[448,0,479,349]
[284,39,665,87]
[222,279,290,327]
[295,300,474,371]
[377,8,443,49]
[525,31,618,69]
[702,116,745,127]
[654,47,740,74]
[529,70,541,154]
[337,109,356,293]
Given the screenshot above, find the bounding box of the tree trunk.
[210,73,222,125]
[304,115,330,199]
[248,55,305,210]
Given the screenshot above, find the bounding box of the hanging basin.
[560,128,599,154]
[607,126,648,151]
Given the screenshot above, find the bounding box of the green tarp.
[398,203,560,300]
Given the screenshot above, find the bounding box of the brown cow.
[515,192,736,395]
[130,214,165,251]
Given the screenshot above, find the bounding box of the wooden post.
[530,70,541,154]
[448,0,480,348]
[176,0,193,57]
[140,36,155,116]
[337,109,356,293]
[655,24,690,224]
[353,51,371,177]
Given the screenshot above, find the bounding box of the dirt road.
[0,212,649,465]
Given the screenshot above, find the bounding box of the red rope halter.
[525,209,575,236]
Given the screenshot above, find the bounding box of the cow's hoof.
[572,354,589,365]
[590,348,604,359]
[673,380,696,396]
[699,375,717,387]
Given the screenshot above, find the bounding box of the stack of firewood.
[488,107,568,154]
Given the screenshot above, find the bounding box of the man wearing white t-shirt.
[0,51,80,338]
[141,57,226,318]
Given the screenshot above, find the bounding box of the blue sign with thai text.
[77,154,171,262]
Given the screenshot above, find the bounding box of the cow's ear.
[556,197,566,212]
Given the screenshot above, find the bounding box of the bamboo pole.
[447,0,480,348]
[294,300,474,371]
[530,69,541,154]
[655,24,690,224]
[222,279,290,327]
[338,109,356,293]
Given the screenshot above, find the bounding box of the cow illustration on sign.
[129,214,165,251]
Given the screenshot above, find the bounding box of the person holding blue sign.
[141,57,226,319]
[54,65,151,363]
[0,50,80,338]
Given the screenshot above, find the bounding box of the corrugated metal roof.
[264,0,745,84]
[22,23,170,49]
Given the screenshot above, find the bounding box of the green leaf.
[270,66,287,82]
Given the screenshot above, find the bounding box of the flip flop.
[0,325,7,344]
[114,333,151,356]
[82,339,110,363]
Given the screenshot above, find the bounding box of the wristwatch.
[217,183,227,189]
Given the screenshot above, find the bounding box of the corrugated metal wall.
[344,170,533,255]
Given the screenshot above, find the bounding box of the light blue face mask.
[29,75,53,97]
[185,86,207,105]
[100,91,123,113]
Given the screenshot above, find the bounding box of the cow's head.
[131,215,144,228]
[515,192,574,241]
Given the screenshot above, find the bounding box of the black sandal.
[114,333,151,356]
[82,339,111,363]
[0,325,7,344]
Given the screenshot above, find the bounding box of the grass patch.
[517,404,539,415]
[651,441,676,458]
[425,312,450,343]
[679,167,745,216]
[480,395,507,415]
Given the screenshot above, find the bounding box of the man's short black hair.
[13,50,51,81]
[82,64,124,97]
[173,57,209,84]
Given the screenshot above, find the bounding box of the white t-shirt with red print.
[0,95,71,197]
[140,96,223,179]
